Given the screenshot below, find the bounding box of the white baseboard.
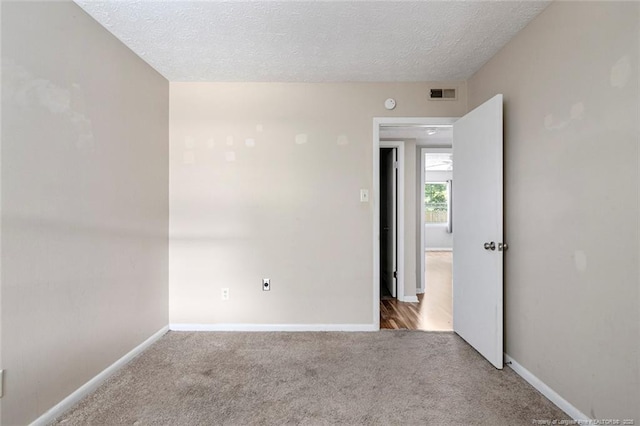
[31,325,169,426]
[170,323,377,332]
[504,354,589,421]
[400,296,419,303]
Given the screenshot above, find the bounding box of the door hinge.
[498,242,509,251]
[393,271,397,278]
[394,161,398,169]
[0,369,4,398]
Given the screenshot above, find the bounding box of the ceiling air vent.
[429,88,457,101]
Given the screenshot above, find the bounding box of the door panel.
[452,94,504,369]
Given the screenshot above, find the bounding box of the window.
[425,182,449,224]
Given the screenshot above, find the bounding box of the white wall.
[424,226,452,250]
[468,1,639,420]
[169,82,467,325]
[1,2,169,424]
[401,139,417,299]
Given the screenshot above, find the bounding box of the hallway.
[380,251,452,330]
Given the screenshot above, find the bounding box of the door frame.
[379,142,404,302]
[373,117,457,329]
[418,146,453,294]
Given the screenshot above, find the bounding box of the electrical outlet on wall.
[221,288,229,300]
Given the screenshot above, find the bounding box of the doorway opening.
[377,141,405,315]
[373,95,504,367]
[379,147,398,301]
[421,149,453,331]
[373,118,456,330]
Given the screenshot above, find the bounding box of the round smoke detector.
[384,98,396,110]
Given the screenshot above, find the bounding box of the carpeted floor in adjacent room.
[53,331,569,425]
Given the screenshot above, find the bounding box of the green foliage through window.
[425,182,448,223]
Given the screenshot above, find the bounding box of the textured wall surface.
[468,1,639,420]
[1,2,169,424]
[169,82,467,325]
[75,1,549,82]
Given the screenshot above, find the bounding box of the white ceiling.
[75,1,550,82]
[380,125,452,145]
[425,153,453,171]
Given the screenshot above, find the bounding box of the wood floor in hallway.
[380,251,452,330]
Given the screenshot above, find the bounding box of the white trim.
[504,354,589,421]
[30,326,169,426]
[373,122,380,330]
[419,147,425,294]
[425,248,453,252]
[377,118,456,126]
[399,296,419,303]
[379,141,405,303]
[170,324,377,332]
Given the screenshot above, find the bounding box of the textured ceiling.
[75,1,550,82]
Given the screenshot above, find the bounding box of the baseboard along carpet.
[53,331,569,425]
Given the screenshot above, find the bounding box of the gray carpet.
[53,331,569,425]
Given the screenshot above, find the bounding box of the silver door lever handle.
[484,241,496,251]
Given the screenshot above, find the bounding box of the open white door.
[452,94,504,369]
